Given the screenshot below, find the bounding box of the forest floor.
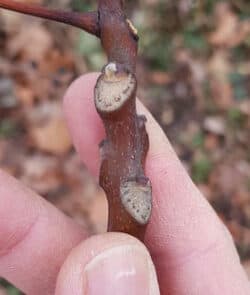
[0,0,250,293]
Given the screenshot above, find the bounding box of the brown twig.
[0,0,152,241]
[95,0,152,240]
[0,0,99,36]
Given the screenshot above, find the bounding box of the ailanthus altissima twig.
[0,0,152,241]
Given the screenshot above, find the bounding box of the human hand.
[0,73,249,295]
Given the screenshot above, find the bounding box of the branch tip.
[0,0,100,36]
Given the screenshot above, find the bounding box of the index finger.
[64,73,250,294]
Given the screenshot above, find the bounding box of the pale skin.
[0,73,249,295]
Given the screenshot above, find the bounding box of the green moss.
[192,132,205,148]
[0,279,22,295]
[183,28,208,53]
[247,179,250,192]
[192,157,212,183]
[77,31,105,70]
[227,108,246,127]
[229,72,248,100]
[204,0,219,14]
[70,0,95,11]
[7,286,21,295]
[0,119,17,138]
[139,32,174,70]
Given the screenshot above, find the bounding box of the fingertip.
[63,72,100,105]
[0,170,87,295]
[62,77,250,294]
[63,73,104,176]
[56,233,160,295]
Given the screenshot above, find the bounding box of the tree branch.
[0,0,100,36]
[0,0,152,241]
[95,0,152,240]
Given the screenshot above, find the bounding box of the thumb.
[55,233,160,295]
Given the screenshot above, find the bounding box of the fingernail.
[84,245,160,295]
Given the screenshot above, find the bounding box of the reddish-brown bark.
[0,0,99,36]
[0,0,152,241]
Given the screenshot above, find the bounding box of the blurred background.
[0,0,250,293]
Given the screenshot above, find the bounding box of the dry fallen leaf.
[20,154,62,194]
[86,190,108,234]
[15,84,35,106]
[149,71,171,85]
[204,134,220,151]
[7,23,53,61]
[30,116,72,155]
[209,2,250,48]
[26,102,72,155]
[208,50,233,109]
[209,164,246,196]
